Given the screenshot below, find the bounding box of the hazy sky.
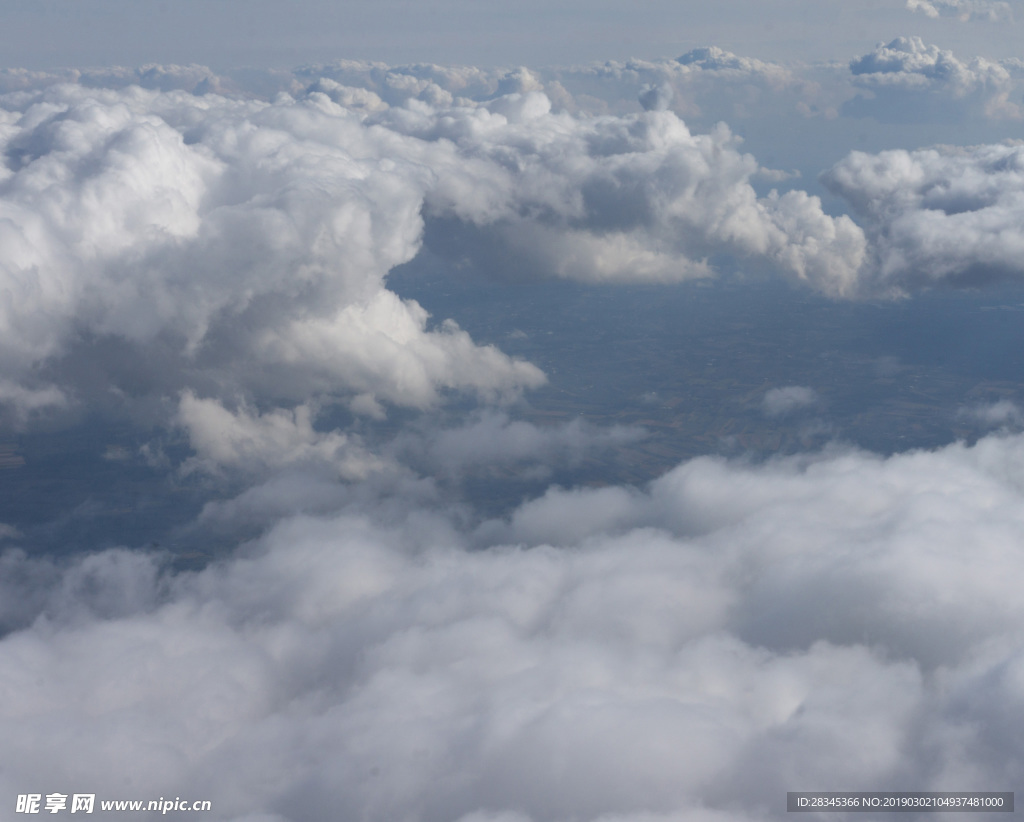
[2,0,1023,68]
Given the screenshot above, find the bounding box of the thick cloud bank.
[823,141,1024,290]
[2,55,1024,821]
[0,79,875,431]
[403,100,865,292]
[0,83,544,432]
[3,433,1024,820]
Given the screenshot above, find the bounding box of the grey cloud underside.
[3,434,1024,821]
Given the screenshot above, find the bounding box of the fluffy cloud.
[295,49,809,124]
[906,0,1013,21]
[0,379,66,427]
[391,99,865,293]
[295,59,500,108]
[4,50,1024,822]
[846,37,1022,120]
[822,141,1024,291]
[175,392,388,480]
[0,52,833,129]
[0,82,548,431]
[0,64,231,96]
[0,73,874,438]
[548,48,806,120]
[3,433,1024,819]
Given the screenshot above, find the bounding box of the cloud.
[0,71,879,442]
[762,386,820,417]
[958,399,1023,427]
[906,0,1013,21]
[0,64,233,96]
[396,99,866,294]
[822,141,1024,292]
[287,49,852,153]
[3,433,1024,818]
[0,379,66,426]
[540,48,844,125]
[175,392,388,480]
[638,82,674,113]
[295,50,805,123]
[4,48,1024,822]
[295,59,499,108]
[846,36,1022,121]
[393,411,645,480]
[0,82,549,432]
[6,40,1024,822]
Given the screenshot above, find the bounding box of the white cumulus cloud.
[846,37,1022,121]
[176,392,388,480]
[0,82,546,430]
[958,398,1023,427]
[390,99,866,294]
[4,49,1024,822]
[822,141,1024,291]
[0,72,877,439]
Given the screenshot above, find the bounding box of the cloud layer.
[2,49,1024,822]
[3,433,1024,820]
[0,74,881,436]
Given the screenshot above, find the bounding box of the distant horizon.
[1,0,1022,70]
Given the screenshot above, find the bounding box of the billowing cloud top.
[0,47,1023,434]
[850,36,1008,90]
[0,76,877,431]
[0,83,550,428]
[823,141,1024,290]
[3,50,1024,433]
[384,95,865,291]
[845,36,1022,121]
